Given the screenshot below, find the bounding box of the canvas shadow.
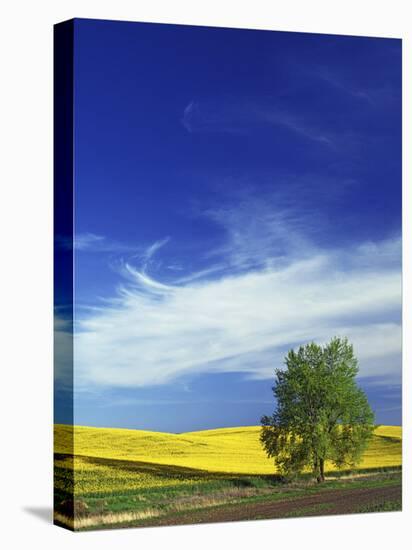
[23,506,53,524]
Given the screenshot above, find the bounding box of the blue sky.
[54,19,402,431]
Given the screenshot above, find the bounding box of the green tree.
[260,337,374,482]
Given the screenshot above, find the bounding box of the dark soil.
[138,483,401,527]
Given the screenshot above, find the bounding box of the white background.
[0,0,410,548]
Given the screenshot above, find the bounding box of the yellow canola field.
[55,424,402,476]
[54,454,205,497]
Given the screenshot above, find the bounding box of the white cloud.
[54,314,72,389]
[73,216,401,389]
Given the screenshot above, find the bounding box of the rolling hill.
[54,424,402,475]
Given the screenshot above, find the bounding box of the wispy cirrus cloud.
[202,192,316,272]
[308,64,401,108]
[131,236,171,274]
[309,66,373,103]
[181,98,334,146]
[72,191,402,390]
[75,232,106,250]
[56,232,138,253]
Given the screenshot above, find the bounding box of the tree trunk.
[318,458,325,483]
[313,458,321,483]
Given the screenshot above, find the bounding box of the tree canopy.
[260,337,374,482]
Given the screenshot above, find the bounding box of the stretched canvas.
[54,18,402,531]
